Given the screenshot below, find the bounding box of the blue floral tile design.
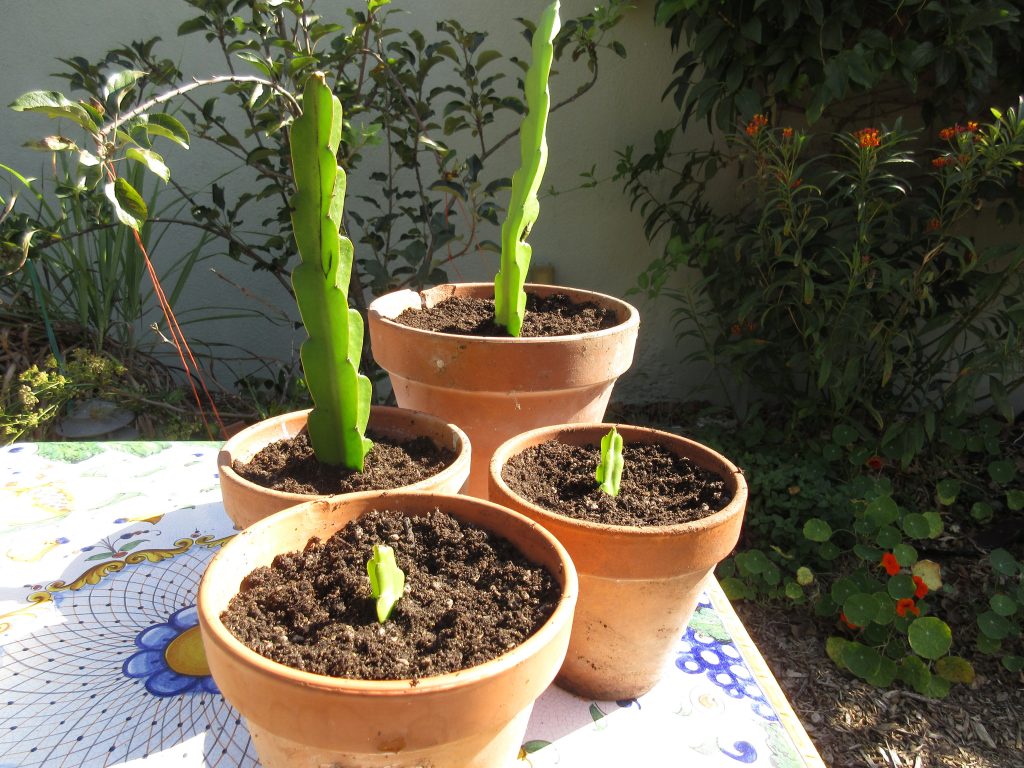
[123,605,219,697]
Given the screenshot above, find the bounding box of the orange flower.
[840,612,860,630]
[881,552,901,576]
[895,598,920,617]
[790,177,803,188]
[932,156,951,169]
[866,455,884,471]
[782,127,794,139]
[926,218,941,232]
[913,575,929,599]
[854,127,880,148]
[967,121,979,132]
[939,126,956,141]
[745,114,769,136]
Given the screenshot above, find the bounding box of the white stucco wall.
[1,1,710,403]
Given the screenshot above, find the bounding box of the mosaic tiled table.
[0,442,825,767]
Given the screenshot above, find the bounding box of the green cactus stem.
[595,426,624,497]
[290,73,372,468]
[367,543,406,623]
[493,0,560,337]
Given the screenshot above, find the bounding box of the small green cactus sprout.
[367,543,406,623]
[290,73,373,469]
[595,426,624,497]
[493,0,560,337]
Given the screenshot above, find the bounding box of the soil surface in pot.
[393,293,618,337]
[231,430,454,495]
[502,440,731,526]
[221,508,561,681]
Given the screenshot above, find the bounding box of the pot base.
[246,705,533,768]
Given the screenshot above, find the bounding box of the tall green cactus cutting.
[290,73,372,469]
[493,0,560,337]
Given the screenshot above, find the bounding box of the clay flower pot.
[367,283,640,497]
[217,405,470,528]
[489,423,747,701]
[197,491,578,768]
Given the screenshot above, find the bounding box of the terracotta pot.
[197,491,578,768]
[489,423,747,701]
[367,283,640,497]
[217,405,470,529]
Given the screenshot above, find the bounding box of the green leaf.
[719,576,749,601]
[104,69,147,98]
[145,113,190,149]
[595,427,624,496]
[976,633,1002,655]
[1007,490,1024,512]
[803,518,832,542]
[8,90,97,131]
[843,593,879,627]
[103,178,147,230]
[873,592,895,624]
[935,478,960,505]
[989,594,1017,617]
[832,424,858,445]
[841,641,882,680]
[990,548,1020,577]
[908,617,952,660]
[866,656,897,687]
[831,577,859,604]
[825,636,849,669]
[1002,656,1024,672]
[887,573,916,600]
[970,502,993,523]
[987,459,1017,485]
[977,610,1013,640]
[893,543,917,567]
[902,513,930,539]
[875,525,901,549]
[125,148,170,182]
[784,581,803,600]
[935,656,975,684]
[898,655,931,693]
[520,740,550,755]
[865,495,899,526]
[922,511,944,538]
[366,544,405,623]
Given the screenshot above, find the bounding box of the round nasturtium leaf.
[1002,655,1024,672]
[976,633,1002,655]
[744,549,771,574]
[831,577,860,605]
[989,548,1020,577]
[1007,490,1024,512]
[719,577,750,602]
[893,543,918,567]
[908,617,952,660]
[887,573,917,600]
[898,655,931,692]
[803,518,833,542]
[784,581,803,601]
[902,513,931,540]
[843,593,879,627]
[825,636,849,669]
[832,424,858,445]
[841,641,882,680]
[970,502,993,523]
[988,459,1017,485]
[866,656,897,688]
[935,478,960,506]
[989,594,1017,617]
[854,543,883,562]
[873,592,895,625]
[865,495,899,526]
[935,656,976,684]
[922,511,944,538]
[977,610,1013,640]
[875,525,901,549]
[796,566,814,586]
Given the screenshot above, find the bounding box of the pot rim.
[198,489,578,697]
[367,282,640,345]
[489,422,748,538]
[217,405,471,503]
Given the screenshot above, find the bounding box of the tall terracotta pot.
[197,491,578,768]
[367,283,640,498]
[489,423,747,701]
[217,405,470,528]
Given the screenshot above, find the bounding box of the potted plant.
[217,74,471,527]
[488,422,747,700]
[197,490,578,768]
[367,0,640,497]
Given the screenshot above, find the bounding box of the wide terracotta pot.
[217,405,470,528]
[197,491,578,768]
[367,283,640,497]
[489,423,747,701]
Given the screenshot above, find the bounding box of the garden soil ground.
[606,401,1024,768]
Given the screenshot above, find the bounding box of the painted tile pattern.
[0,442,824,767]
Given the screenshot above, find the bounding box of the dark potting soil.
[221,508,561,681]
[502,440,732,527]
[231,430,454,495]
[393,292,619,337]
